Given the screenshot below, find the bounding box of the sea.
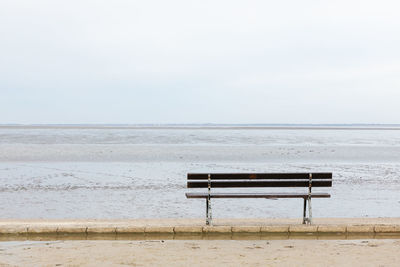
[0,125,399,219]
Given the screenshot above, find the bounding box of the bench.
[186,172,332,225]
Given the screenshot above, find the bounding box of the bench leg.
[308,197,313,224]
[206,198,212,225]
[302,198,307,224]
[302,198,313,224]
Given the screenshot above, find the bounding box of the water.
[0,126,399,219]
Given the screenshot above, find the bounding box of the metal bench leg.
[308,197,312,224]
[206,173,212,225]
[303,173,313,225]
[206,198,212,225]
[303,197,312,224]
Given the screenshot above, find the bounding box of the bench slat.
[187,173,332,180]
[187,180,332,188]
[185,192,331,198]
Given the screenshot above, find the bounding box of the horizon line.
[1,123,400,130]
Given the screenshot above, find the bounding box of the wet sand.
[1,144,400,162]
[1,126,399,219]
[1,239,400,267]
[1,161,400,219]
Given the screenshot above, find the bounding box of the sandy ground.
[1,239,400,267]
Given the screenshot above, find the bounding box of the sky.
[1,0,400,124]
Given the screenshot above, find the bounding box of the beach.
[1,239,399,267]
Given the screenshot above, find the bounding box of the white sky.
[1,0,400,124]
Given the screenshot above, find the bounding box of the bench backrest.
[187,173,332,188]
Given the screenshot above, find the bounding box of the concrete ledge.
[318,225,346,234]
[231,226,260,233]
[0,226,28,234]
[347,225,374,233]
[203,226,232,234]
[289,225,318,233]
[374,225,400,233]
[27,226,58,234]
[145,226,174,234]
[57,226,87,234]
[174,226,203,234]
[1,219,400,239]
[116,226,145,234]
[87,227,116,234]
[261,226,289,233]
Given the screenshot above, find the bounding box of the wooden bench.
[186,172,332,225]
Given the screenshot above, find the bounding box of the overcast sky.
[1,0,400,124]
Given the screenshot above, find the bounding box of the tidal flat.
[0,126,399,219]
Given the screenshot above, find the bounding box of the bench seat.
[186,192,330,199]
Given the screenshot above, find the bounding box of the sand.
[1,239,400,267]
